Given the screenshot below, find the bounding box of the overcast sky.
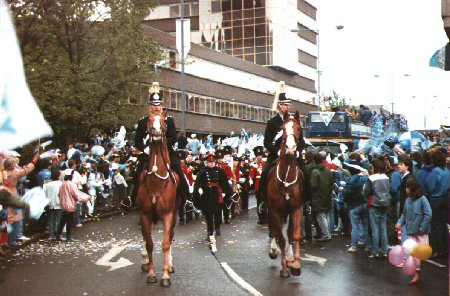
[315,0,449,130]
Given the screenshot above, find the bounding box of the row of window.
[132,85,307,127]
[162,89,276,123]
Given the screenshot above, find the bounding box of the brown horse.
[137,111,180,287]
[266,111,303,277]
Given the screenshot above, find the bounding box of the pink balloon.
[402,255,417,275]
[389,245,404,266]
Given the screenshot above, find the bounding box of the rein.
[276,159,298,188]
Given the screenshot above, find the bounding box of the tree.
[323,90,349,110]
[8,0,162,146]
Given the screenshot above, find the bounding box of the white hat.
[64,169,74,176]
[191,134,197,138]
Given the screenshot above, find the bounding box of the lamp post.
[180,0,186,132]
[373,73,410,114]
[291,25,343,109]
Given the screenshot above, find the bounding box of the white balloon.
[402,238,418,254]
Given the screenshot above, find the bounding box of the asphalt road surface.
[0,196,448,296]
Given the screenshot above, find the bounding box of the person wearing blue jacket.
[416,151,433,193]
[424,150,449,258]
[396,178,432,285]
[342,161,371,253]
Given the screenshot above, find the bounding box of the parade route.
[0,197,448,296]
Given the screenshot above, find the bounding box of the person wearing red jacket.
[249,146,266,224]
[217,147,236,224]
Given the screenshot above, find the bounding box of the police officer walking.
[193,154,234,238]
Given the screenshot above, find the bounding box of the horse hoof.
[160,278,171,287]
[146,275,157,283]
[280,270,290,278]
[141,264,149,272]
[290,267,301,276]
[169,266,175,273]
[269,252,278,260]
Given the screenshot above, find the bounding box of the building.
[137,0,320,135]
[135,26,317,136]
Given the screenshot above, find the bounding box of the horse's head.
[282,111,301,156]
[148,111,168,143]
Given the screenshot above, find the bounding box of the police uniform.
[133,83,190,224]
[258,90,306,221]
[249,146,266,223]
[218,147,236,223]
[237,156,251,212]
[193,154,233,236]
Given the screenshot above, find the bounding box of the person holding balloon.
[395,178,432,285]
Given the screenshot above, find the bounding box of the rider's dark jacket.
[263,113,306,164]
[134,115,179,165]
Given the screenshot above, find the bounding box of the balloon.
[402,238,418,254]
[389,245,405,266]
[91,145,105,156]
[402,255,417,275]
[412,243,433,260]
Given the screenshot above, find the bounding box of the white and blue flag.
[0,0,52,150]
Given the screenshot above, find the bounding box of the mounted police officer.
[133,82,190,215]
[258,81,306,218]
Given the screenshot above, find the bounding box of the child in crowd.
[43,169,62,240]
[56,169,91,242]
[395,178,432,285]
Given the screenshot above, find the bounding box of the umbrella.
[398,131,431,153]
[91,145,105,156]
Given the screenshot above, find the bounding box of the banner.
[0,0,52,150]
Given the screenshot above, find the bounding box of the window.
[191,3,199,16]
[188,95,194,112]
[170,5,179,18]
[170,91,177,109]
[216,100,221,116]
[310,113,345,123]
[205,98,211,114]
[199,97,206,113]
[194,96,200,113]
[211,1,221,13]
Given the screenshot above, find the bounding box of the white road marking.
[220,262,263,296]
[425,259,447,268]
[302,253,327,266]
[96,244,134,271]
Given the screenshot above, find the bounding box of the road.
[0,196,448,296]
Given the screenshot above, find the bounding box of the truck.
[305,111,371,152]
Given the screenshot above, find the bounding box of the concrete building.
[136,26,317,136]
[137,0,320,135]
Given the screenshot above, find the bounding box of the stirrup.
[258,202,266,214]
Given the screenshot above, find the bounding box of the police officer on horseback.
[133,82,190,210]
[258,81,306,221]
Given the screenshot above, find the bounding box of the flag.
[0,0,52,150]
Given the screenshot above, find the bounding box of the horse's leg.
[167,208,177,274]
[286,218,294,268]
[279,225,289,278]
[268,209,279,260]
[140,212,156,283]
[160,211,174,287]
[290,207,302,276]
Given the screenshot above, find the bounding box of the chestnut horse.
[137,111,181,287]
[266,111,303,277]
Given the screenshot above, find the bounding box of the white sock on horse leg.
[168,246,173,267]
[270,238,277,250]
[141,241,149,264]
[287,244,293,258]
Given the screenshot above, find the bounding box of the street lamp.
[373,73,410,114]
[290,25,344,109]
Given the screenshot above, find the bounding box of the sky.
[315,0,449,130]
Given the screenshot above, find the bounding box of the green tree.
[323,90,349,110]
[8,0,162,146]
